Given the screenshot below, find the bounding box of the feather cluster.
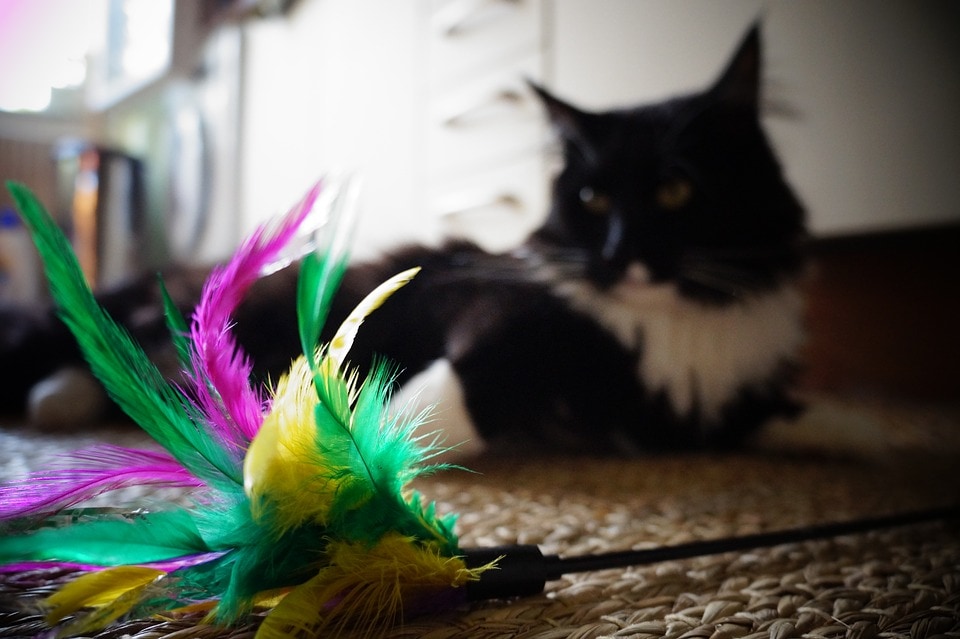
[0,181,489,638]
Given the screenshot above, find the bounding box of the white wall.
[765,1,960,235]
[551,0,763,107]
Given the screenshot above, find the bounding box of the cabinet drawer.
[427,54,545,178]
[429,0,542,88]
[428,155,548,251]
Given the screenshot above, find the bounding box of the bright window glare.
[115,0,172,81]
[0,0,102,112]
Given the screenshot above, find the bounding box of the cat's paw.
[0,302,80,416]
[27,367,109,429]
[752,395,892,460]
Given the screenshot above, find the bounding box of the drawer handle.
[439,193,523,218]
[438,0,522,37]
[443,88,525,127]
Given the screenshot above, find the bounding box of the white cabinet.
[429,0,544,88]
[240,0,431,258]
[423,0,550,252]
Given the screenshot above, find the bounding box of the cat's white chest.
[557,277,804,424]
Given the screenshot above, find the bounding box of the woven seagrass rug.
[2,394,959,638]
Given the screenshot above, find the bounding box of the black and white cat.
[325,26,806,455]
[0,26,807,455]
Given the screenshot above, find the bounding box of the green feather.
[159,277,194,373]
[7,182,239,486]
[297,250,349,363]
[312,359,459,554]
[0,510,208,565]
[291,206,460,554]
[296,177,357,361]
[181,497,326,622]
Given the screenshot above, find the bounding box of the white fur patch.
[556,268,804,425]
[389,359,485,461]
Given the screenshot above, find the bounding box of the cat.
[0,25,807,456]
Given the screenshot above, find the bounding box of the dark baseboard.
[799,223,960,402]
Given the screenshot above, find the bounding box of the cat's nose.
[623,262,651,286]
[600,214,626,263]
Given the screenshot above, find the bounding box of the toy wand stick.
[462,505,960,600]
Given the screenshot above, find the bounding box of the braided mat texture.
[2,396,959,639]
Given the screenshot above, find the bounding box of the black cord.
[462,505,960,601]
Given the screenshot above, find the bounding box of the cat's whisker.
[682,258,766,282]
[677,257,773,299]
[514,246,591,267]
[683,244,800,262]
[678,272,747,300]
[419,248,587,287]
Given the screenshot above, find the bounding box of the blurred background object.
[53,141,144,289]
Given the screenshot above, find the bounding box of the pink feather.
[0,445,203,520]
[0,551,228,574]
[185,180,322,446]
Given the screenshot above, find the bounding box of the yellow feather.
[53,586,156,638]
[244,354,339,531]
[158,599,219,618]
[245,266,420,533]
[255,533,489,639]
[43,566,165,624]
[326,267,420,369]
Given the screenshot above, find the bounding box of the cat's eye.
[579,187,612,215]
[656,178,693,210]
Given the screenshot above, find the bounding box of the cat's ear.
[527,80,599,163]
[710,23,761,110]
[527,81,584,136]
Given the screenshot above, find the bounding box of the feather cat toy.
[0,180,491,638]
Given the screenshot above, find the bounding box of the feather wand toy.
[0,179,491,639]
[2,181,958,639]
